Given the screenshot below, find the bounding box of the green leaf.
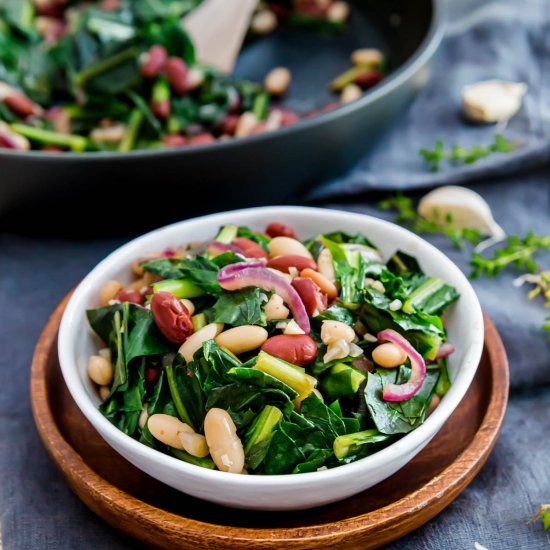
[300,392,347,445]
[212,288,265,327]
[227,367,299,399]
[142,256,222,294]
[364,368,439,435]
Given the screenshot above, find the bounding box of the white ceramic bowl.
[58,206,484,511]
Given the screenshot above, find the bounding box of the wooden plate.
[31,295,508,550]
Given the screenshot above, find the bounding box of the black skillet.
[0,0,444,236]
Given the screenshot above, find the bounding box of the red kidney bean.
[291,277,327,316]
[140,45,168,79]
[151,292,194,345]
[145,366,160,385]
[164,57,189,95]
[34,0,66,17]
[352,357,374,374]
[294,0,327,16]
[150,99,170,119]
[35,16,66,44]
[266,255,317,273]
[232,237,269,259]
[46,107,70,134]
[188,133,215,145]
[354,69,383,89]
[221,114,239,135]
[99,0,120,11]
[276,108,300,127]
[114,288,145,305]
[3,95,39,117]
[261,334,317,366]
[265,222,297,239]
[163,134,187,147]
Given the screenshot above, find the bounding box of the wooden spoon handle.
[183,0,259,74]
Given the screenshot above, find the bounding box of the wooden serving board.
[31,295,509,550]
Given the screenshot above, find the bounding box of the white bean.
[204,408,244,473]
[427,394,441,417]
[323,339,350,363]
[98,386,110,401]
[99,280,123,306]
[251,9,277,35]
[264,294,290,321]
[268,237,313,259]
[317,248,336,283]
[87,355,113,386]
[341,83,362,104]
[180,298,195,315]
[351,48,384,67]
[283,319,305,335]
[264,67,292,96]
[267,267,293,283]
[178,431,210,458]
[215,325,268,355]
[372,343,407,368]
[187,68,205,91]
[235,112,258,138]
[321,320,355,345]
[326,1,349,23]
[98,347,111,360]
[148,414,192,449]
[138,405,149,430]
[179,323,224,363]
[365,277,385,293]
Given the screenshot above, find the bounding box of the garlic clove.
[462,80,527,123]
[418,185,506,251]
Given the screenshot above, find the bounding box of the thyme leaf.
[419,134,516,172]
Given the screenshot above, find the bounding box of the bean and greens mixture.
[0,0,384,152]
[86,221,458,475]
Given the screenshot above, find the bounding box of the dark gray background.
[1,0,550,547]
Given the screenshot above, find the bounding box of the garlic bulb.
[418,185,505,250]
[462,80,527,123]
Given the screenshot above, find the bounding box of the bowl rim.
[58,205,484,490]
[1,0,445,162]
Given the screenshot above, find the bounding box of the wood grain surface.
[30,295,509,549]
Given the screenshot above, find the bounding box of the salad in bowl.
[58,207,483,509]
[85,219,458,475]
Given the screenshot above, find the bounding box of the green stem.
[118,109,143,152]
[255,351,316,402]
[9,123,87,152]
[215,224,238,244]
[333,429,390,460]
[243,405,282,470]
[74,46,139,89]
[170,449,215,469]
[402,277,444,314]
[165,364,194,428]
[252,91,269,120]
[152,77,170,103]
[192,313,207,331]
[152,279,205,298]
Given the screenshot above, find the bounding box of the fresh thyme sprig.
[378,193,482,249]
[419,134,516,172]
[470,234,550,278]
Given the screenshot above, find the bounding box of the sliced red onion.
[218,264,310,334]
[435,342,455,360]
[207,241,245,257]
[377,329,426,402]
